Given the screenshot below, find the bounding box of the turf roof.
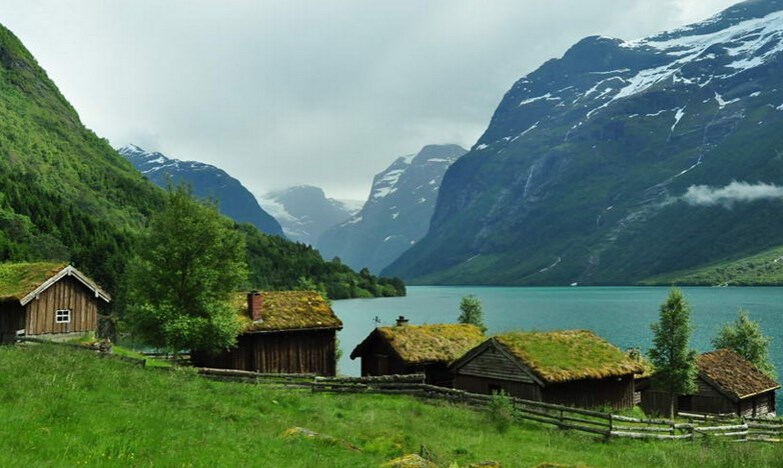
[494,330,642,384]
[0,262,67,302]
[353,324,485,364]
[697,349,780,401]
[236,291,342,332]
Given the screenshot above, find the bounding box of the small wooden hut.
[192,291,342,376]
[641,349,780,417]
[450,330,642,409]
[0,262,110,343]
[349,318,485,386]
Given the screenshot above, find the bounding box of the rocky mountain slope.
[259,186,360,246]
[118,145,284,237]
[0,24,162,291]
[0,22,403,299]
[318,144,466,273]
[385,0,783,285]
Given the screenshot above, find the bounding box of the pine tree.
[712,309,776,378]
[458,294,486,333]
[648,288,698,419]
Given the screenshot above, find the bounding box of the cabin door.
[375,354,389,375]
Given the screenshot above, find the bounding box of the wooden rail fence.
[19,342,782,444]
[198,369,783,442]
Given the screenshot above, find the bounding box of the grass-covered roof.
[494,330,642,384]
[697,349,780,401]
[0,262,67,302]
[352,324,485,364]
[236,291,342,333]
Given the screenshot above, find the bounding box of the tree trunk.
[670,391,675,420]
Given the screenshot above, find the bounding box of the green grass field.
[1,344,782,467]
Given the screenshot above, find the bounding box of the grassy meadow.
[1,344,782,467]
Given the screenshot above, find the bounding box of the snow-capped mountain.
[385,0,783,285]
[118,144,284,236]
[258,185,361,246]
[318,144,466,273]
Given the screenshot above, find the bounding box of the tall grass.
[1,344,782,467]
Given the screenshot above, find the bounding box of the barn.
[641,348,780,417]
[450,330,642,409]
[349,318,485,386]
[192,291,342,376]
[0,262,110,343]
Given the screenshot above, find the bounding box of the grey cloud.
[682,181,783,208]
[1,0,738,200]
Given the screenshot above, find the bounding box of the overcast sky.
[2,0,738,201]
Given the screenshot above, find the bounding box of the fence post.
[608,414,613,440]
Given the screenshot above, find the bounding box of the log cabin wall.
[681,377,736,415]
[455,343,538,384]
[738,392,775,418]
[0,302,24,343]
[24,276,98,335]
[196,328,338,376]
[542,375,635,410]
[358,337,408,377]
[454,374,542,400]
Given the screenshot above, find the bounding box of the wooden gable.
[451,338,544,386]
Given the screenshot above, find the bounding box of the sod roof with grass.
[0,262,111,306]
[350,324,485,365]
[696,349,780,401]
[493,330,643,384]
[235,291,342,333]
[0,262,68,302]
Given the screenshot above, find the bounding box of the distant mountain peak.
[384,0,783,286]
[119,144,284,236]
[318,143,466,273]
[259,185,359,246]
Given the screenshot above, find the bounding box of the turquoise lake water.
[332,286,783,385]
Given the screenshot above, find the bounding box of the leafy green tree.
[648,288,698,419]
[458,294,487,333]
[712,310,776,378]
[126,185,247,358]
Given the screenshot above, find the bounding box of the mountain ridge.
[118,144,285,237]
[319,144,466,273]
[259,185,360,246]
[384,0,783,285]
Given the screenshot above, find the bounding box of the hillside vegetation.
[642,245,783,286]
[0,23,403,300]
[1,344,782,467]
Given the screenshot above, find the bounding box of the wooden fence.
[19,342,781,444]
[201,369,783,442]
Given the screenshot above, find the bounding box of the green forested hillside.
[0,24,161,291]
[642,245,783,286]
[0,24,403,300]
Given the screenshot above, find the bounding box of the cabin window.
[55,309,71,324]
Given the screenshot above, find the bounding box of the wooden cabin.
[0,262,110,343]
[349,318,484,386]
[641,349,780,418]
[192,291,342,376]
[450,330,642,409]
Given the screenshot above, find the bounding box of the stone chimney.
[248,291,263,322]
[396,315,409,326]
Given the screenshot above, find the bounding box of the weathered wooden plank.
[612,425,673,433]
[610,414,672,425]
[611,431,692,440]
[694,424,747,432]
[514,398,611,420]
